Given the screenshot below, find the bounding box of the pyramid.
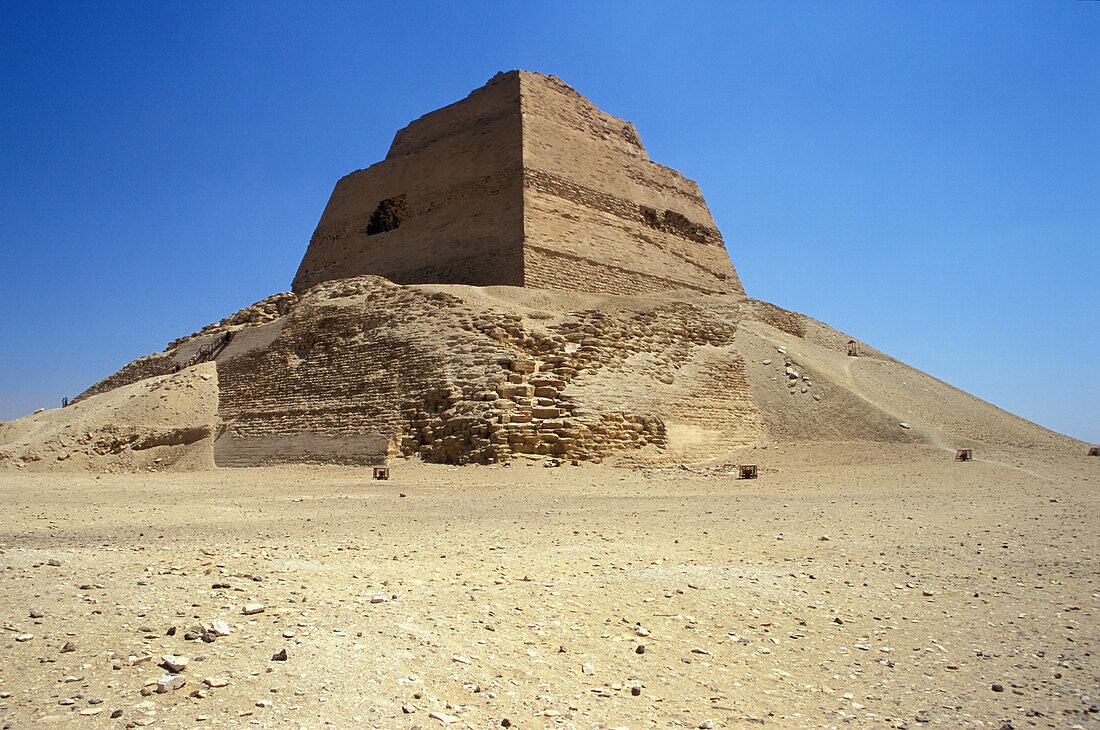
[0,72,1084,471]
[293,71,743,297]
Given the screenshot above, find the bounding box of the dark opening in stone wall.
[366,195,407,236]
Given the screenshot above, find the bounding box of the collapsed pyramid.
[1,71,1081,471]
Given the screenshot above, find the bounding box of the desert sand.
[0,445,1096,729]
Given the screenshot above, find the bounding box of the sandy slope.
[0,363,218,472]
[0,446,1095,728]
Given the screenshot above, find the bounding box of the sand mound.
[0,363,218,472]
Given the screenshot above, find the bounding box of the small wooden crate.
[738,464,758,479]
[955,449,973,462]
[373,466,390,480]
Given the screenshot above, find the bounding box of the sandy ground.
[0,445,1096,729]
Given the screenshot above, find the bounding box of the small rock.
[210,620,231,636]
[271,648,288,662]
[429,710,461,723]
[47,559,61,567]
[60,641,76,653]
[631,686,642,696]
[28,610,44,619]
[161,655,189,672]
[256,700,272,708]
[110,709,123,718]
[699,721,714,729]
[156,674,186,693]
[581,662,594,675]
[15,634,33,642]
[203,676,229,688]
[201,632,216,643]
[899,422,910,429]
[991,683,1004,692]
[242,603,265,615]
[635,644,646,654]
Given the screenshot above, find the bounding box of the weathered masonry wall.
[291,73,526,293]
[205,276,763,466]
[291,70,745,298]
[517,71,743,296]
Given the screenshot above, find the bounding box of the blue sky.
[1,2,1096,442]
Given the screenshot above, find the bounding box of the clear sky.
[1,2,1097,442]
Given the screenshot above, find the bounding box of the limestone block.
[511,359,538,374]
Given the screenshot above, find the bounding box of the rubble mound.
[0,280,1080,470]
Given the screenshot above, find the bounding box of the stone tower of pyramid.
[292,70,743,297]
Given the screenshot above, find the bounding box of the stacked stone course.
[293,70,744,298]
[160,275,759,466]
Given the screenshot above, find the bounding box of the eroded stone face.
[292,71,744,298]
[207,276,761,467]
